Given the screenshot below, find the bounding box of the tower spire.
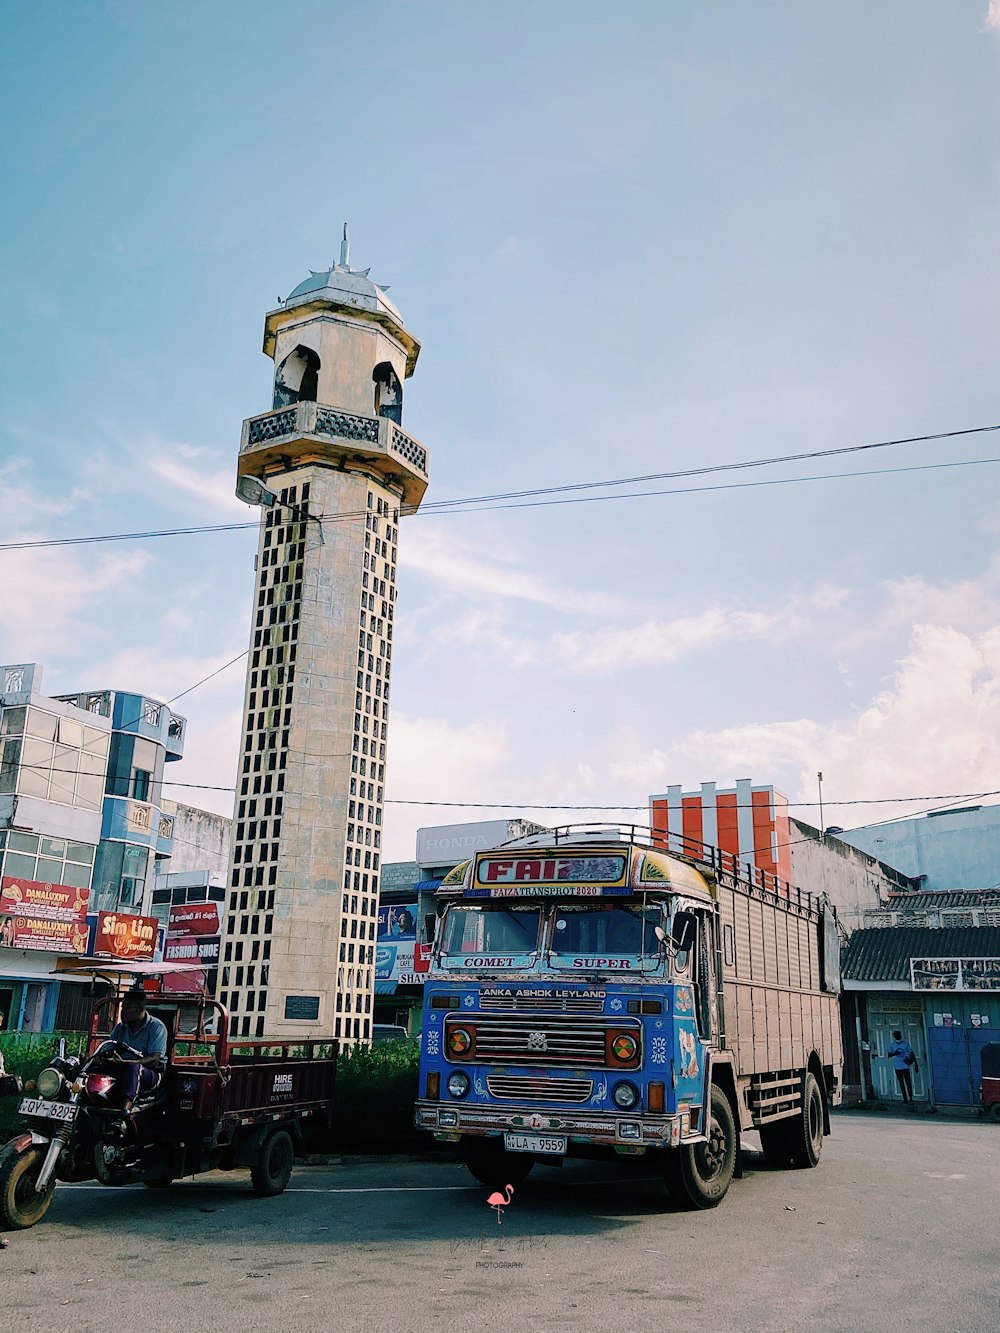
[339,222,350,269]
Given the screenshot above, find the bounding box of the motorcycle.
[0,1037,165,1229]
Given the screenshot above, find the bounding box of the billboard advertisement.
[0,914,89,954]
[1,876,90,922]
[94,911,158,961]
[416,820,519,869]
[376,900,428,983]
[163,899,224,993]
[167,903,221,937]
[378,903,416,938]
[1,875,90,954]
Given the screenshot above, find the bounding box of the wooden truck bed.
[716,876,842,1079]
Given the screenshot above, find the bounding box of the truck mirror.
[671,911,697,953]
[424,914,436,943]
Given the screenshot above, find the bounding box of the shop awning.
[375,981,397,995]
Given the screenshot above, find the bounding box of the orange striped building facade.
[649,780,793,888]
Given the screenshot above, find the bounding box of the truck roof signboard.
[475,854,628,887]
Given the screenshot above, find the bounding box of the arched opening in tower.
[372,361,402,425]
[273,345,321,408]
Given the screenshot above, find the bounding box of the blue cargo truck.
[415,826,842,1209]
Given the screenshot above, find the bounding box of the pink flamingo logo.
[486,1183,515,1224]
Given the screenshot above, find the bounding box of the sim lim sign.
[95,911,158,961]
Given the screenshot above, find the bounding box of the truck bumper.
[414,1099,685,1149]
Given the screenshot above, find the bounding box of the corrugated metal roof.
[843,926,1000,982]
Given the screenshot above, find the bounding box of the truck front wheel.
[0,1147,57,1230]
[663,1086,737,1210]
[462,1138,534,1191]
[250,1129,294,1197]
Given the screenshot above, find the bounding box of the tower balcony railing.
[240,401,428,480]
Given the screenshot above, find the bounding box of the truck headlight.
[447,1071,470,1099]
[612,1080,640,1110]
[37,1066,63,1100]
[447,1027,473,1057]
[610,1033,638,1063]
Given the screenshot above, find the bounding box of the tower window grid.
[221,481,400,1044]
[221,486,307,1037]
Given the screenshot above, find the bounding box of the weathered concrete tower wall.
[219,239,428,1041]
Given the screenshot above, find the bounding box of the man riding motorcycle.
[107,989,168,1109]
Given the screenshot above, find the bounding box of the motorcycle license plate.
[19,1097,78,1123]
[504,1133,566,1155]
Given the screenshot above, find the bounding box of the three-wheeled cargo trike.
[0,978,337,1229]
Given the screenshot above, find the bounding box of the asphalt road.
[2,1112,998,1333]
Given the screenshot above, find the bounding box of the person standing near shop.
[886,1029,919,1106]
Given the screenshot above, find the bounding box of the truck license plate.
[19,1097,78,1123]
[504,1132,566,1155]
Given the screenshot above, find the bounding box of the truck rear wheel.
[462,1138,534,1191]
[663,1086,736,1210]
[250,1129,294,1197]
[0,1146,57,1230]
[788,1072,824,1168]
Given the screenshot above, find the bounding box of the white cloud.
[382,713,511,860]
[553,586,849,674]
[883,554,1000,636]
[83,646,248,706]
[647,624,1000,828]
[145,452,248,516]
[0,458,92,520]
[401,526,622,614]
[986,1,1000,33]
[443,609,541,668]
[162,707,243,822]
[0,543,151,660]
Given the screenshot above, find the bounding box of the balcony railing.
[240,402,428,479]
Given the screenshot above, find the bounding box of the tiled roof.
[885,889,1000,910]
[842,926,1000,982]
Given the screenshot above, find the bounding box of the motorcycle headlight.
[37,1066,64,1100]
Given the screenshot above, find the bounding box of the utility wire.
[417,422,1000,511]
[436,455,1000,517]
[3,422,999,551]
[0,522,257,551]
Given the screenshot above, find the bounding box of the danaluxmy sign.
[0,875,90,954]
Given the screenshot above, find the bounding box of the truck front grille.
[479,993,605,1014]
[487,1075,594,1103]
[454,1016,638,1068]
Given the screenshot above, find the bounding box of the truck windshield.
[546,903,663,974]
[436,904,542,971]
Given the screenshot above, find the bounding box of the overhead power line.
[417,422,1000,512]
[146,780,998,810]
[0,522,257,551]
[2,423,998,552]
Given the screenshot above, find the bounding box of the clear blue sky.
[2,2,999,859]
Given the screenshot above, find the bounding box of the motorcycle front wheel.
[0,1146,57,1229]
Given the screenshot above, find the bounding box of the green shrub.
[330,1039,425,1153]
[0,1031,88,1137]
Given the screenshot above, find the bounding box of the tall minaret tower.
[220,230,429,1042]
